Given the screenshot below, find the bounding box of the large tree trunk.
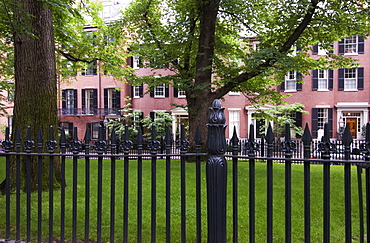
[187,0,221,150]
[0,0,61,193]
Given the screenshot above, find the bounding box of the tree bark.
[0,0,61,193]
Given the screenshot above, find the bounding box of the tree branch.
[212,0,320,99]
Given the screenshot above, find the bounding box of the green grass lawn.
[0,157,367,242]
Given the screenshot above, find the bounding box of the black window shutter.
[139,85,143,97]
[165,85,169,97]
[150,86,154,97]
[104,88,108,108]
[295,112,302,128]
[296,73,302,91]
[329,43,334,54]
[62,90,66,109]
[357,67,364,90]
[312,108,318,138]
[129,56,134,68]
[358,36,364,54]
[93,89,98,109]
[174,87,178,97]
[81,89,86,109]
[328,108,333,138]
[328,69,333,90]
[69,123,74,139]
[280,81,285,92]
[150,112,155,121]
[312,45,318,54]
[338,68,344,91]
[73,89,78,109]
[115,90,121,108]
[312,70,318,91]
[338,39,345,54]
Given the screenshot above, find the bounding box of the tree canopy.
[120,0,370,142]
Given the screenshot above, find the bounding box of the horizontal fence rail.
[2,100,370,243]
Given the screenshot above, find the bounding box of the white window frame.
[317,108,328,130]
[154,84,165,98]
[344,36,358,54]
[85,89,95,114]
[66,89,75,112]
[133,56,140,69]
[344,68,357,91]
[107,88,117,109]
[177,89,186,98]
[133,86,141,98]
[229,109,240,138]
[318,70,329,91]
[285,71,297,92]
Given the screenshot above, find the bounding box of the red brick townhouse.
[274,35,370,140]
[57,59,251,141]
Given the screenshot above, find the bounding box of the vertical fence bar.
[122,125,133,243]
[281,123,296,243]
[245,124,259,243]
[194,126,203,243]
[366,167,370,241]
[165,127,172,243]
[70,126,81,242]
[60,127,67,243]
[137,127,143,243]
[342,125,353,242]
[24,126,33,243]
[93,125,107,243]
[148,124,160,243]
[37,129,43,243]
[83,126,91,243]
[176,123,190,243]
[206,100,227,243]
[302,124,312,243]
[231,127,239,243]
[15,128,21,241]
[4,127,12,240]
[110,129,117,243]
[358,122,370,243]
[265,124,274,243]
[319,123,332,242]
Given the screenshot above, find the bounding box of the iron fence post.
[206,99,227,243]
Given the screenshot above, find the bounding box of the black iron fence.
[2,99,370,242]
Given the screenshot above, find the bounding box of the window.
[344,36,357,54]
[154,84,165,98]
[344,68,357,90]
[318,70,328,90]
[285,71,297,91]
[82,60,97,75]
[339,36,364,55]
[280,71,302,92]
[338,67,364,91]
[177,89,186,98]
[133,86,140,98]
[104,88,121,114]
[317,108,328,130]
[229,110,240,138]
[91,122,101,140]
[82,89,97,114]
[62,89,77,115]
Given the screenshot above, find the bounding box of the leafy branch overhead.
[121,0,370,103]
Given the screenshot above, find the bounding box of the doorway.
[346,118,357,138]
